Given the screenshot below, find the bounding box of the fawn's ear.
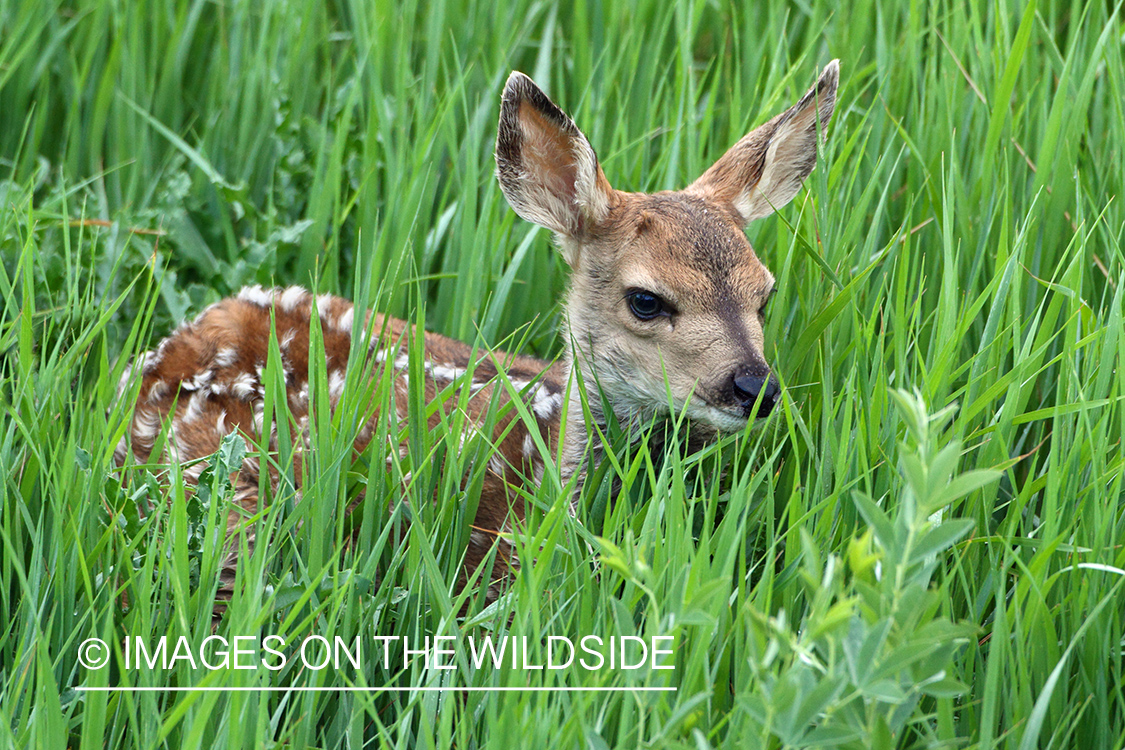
[687,60,839,225]
[495,72,614,254]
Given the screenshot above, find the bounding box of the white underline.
[79,686,677,693]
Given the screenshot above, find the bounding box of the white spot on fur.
[238,285,273,307]
[147,380,169,403]
[113,435,129,464]
[488,455,506,476]
[214,347,237,368]
[132,409,161,446]
[216,410,229,435]
[428,363,467,383]
[328,370,346,401]
[280,286,308,312]
[252,400,266,434]
[522,433,536,458]
[279,329,297,352]
[117,354,149,398]
[115,369,132,399]
[231,373,257,400]
[337,307,354,333]
[139,349,160,375]
[316,294,334,321]
[531,385,562,419]
[181,369,214,392]
[181,392,206,424]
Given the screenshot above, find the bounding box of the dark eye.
[759,289,777,317]
[626,290,666,321]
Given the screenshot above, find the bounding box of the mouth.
[686,400,755,434]
[690,386,786,433]
[740,397,776,419]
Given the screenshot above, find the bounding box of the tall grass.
[2,0,1123,747]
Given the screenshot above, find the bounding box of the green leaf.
[918,676,969,698]
[931,469,1002,507]
[852,492,897,554]
[910,519,976,563]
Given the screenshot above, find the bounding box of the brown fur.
[116,62,840,605]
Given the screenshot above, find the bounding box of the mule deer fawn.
[116,61,839,601]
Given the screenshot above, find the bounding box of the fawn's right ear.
[495,72,614,260]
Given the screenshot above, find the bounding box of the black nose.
[732,371,779,417]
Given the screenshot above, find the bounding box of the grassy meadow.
[2,0,1124,747]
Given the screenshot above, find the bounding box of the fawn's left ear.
[687,60,839,225]
[495,72,614,257]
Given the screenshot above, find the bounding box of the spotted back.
[116,284,565,596]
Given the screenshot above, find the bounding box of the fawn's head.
[496,62,839,434]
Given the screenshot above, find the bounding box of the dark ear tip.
[499,70,573,135]
[502,71,547,111]
[819,59,840,94]
[503,71,534,98]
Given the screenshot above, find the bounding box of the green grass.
[2,0,1124,747]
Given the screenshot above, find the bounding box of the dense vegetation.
[1,0,1122,747]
